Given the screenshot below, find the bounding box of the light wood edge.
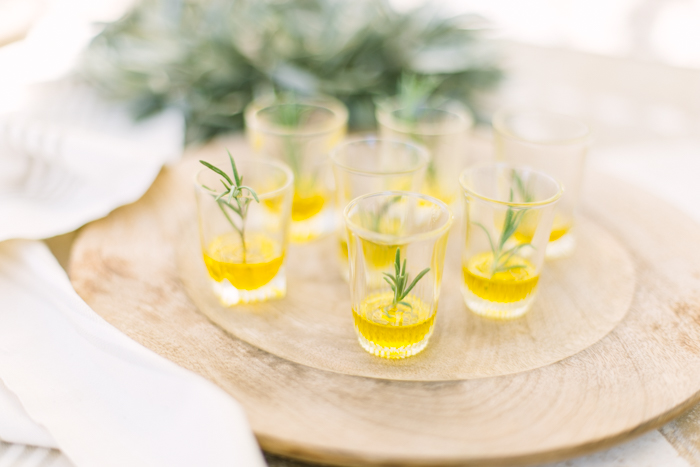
[257,388,700,467]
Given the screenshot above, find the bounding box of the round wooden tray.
[69,139,700,466]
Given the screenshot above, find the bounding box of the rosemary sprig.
[363,195,402,233]
[200,150,259,262]
[473,175,533,277]
[273,99,313,129]
[271,97,313,192]
[393,73,443,122]
[512,170,533,202]
[389,73,444,185]
[382,249,430,314]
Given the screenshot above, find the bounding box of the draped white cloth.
[0,240,266,467]
[0,2,267,463]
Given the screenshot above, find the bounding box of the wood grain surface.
[69,138,700,466]
[178,191,634,381]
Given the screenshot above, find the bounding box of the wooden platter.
[69,138,700,466]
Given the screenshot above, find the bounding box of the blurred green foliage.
[81,0,502,143]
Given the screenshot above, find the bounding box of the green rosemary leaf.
[513,171,533,202]
[217,203,242,235]
[499,208,524,250]
[401,267,430,300]
[227,150,242,186]
[384,249,430,309]
[473,222,496,256]
[200,160,233,185]
[496,242,531,270]
[239,186,259,202]
[221,200,242,216]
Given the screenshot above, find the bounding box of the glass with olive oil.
[196,156,293,305]
[245,95,348,243]
[331,138,428,279]
[459,164,562,319]
[376,99,473,206]
[493,110,590,258]
[344,192,452,358]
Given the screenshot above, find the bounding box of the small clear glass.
[376,101,473,205]
[344,192,453,359]
[245,95,348,243]
[459,164,563,320]
[493,109,590,258]
[331,137,429,278]
[195,157,293,305]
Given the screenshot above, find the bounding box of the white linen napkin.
[0,379,57,448]
[0,79,184,241]
[0,239,266,467]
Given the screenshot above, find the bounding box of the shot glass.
[344,192,453,358]
[459,164,562,319]
[245,95,348,243]
[196,157,293,305]
[331,137,429,278]
[376,101,473,205]
[493,109,590,258]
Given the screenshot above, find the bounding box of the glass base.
[355,328,433,359]
[212,268,286,306]
[545,232,576,259]
[461,285,537,320]
[291,207,335,243]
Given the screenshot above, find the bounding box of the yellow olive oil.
[203,234,283,290]
[339,238,349,261]
[340,238,405,271]
[360,239,404,269]
[291,191,326,221]
[353,292,434,358]
[424,180,455,205]
[514,213,571,243]
[463,251,539,303]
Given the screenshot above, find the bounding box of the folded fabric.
[0,80,184,241]
[0,378,56,448]
[0,239,266,467]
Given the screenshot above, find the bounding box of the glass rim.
[492,109,591,146]
[330,136,430,176]
[376,102,474,136]
[244,94,348,137]
[459,162,564,208]
[343,190,454,245]
[194,157,294,201]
